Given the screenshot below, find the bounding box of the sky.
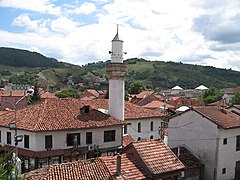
[0,0,240,71]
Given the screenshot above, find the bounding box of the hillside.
[0,47,64,68]
[84,58,240,89]
[0,47,240,90]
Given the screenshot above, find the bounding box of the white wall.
[168,110,219,180]
[217,128,240,180]
[127,117,162,140]
[0,126,123,152]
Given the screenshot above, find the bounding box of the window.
[104,130,115,142]
[150,135,153,139]
[236,135,240,151]
[124,125,128,134]
[7,132,11,144]
[24,135,29,148]
[222,168,226,174]
[67,133,80,146]
[86,132,92,145]
[150,121,154,131]
[137,137,141,141]
[138,122,141,133]
[45,135,52,150]
[223,138,227,145]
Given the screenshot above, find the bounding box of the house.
[80,89,100,99]
[24,139,185,179]
[0,98,128,173]
[168,106,240,180]
[82,99,165,141]
[39,91,58,99]
[130,91,154,105]
[222,86,240,104]
[142,100,175,113]
[0,91,30,110]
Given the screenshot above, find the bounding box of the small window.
[222,168,226,174]
[7,132,11,145]
[138,122,141,133]
[137,137,141,141]
[24,135,29,148]
[150,121,153,131]
[124,125,128,134]
[223,138,227,145]
[86,132,92,145]
[150,135,153,139]
[45,135,52,150]
[67,133,80,146]
[236,135,240,151]
[104,130,115,142]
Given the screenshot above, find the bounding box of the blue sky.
[0,0,240,71]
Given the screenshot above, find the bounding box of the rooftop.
[129,139,185,176]
[195,107,240,129]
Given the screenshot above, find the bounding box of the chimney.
[116,154,121,176]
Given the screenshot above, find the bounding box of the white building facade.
[168,107,240,180]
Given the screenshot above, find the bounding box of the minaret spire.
[106,26,128,121]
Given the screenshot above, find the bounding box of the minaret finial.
[117,24,119,35]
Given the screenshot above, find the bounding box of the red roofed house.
[0,98,128,173]
[168,107,240,180]
[0,91,30,110]
[227,105,240,116]
[24,139,185,180]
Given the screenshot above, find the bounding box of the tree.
[55,88,80,98]
[198,87,223,104]
[230,90,240,106]
[0,151,15,179]
[29,85,41,104]
[128,81,147,94]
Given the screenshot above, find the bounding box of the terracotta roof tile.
[0,99,127,131]
[135,91,153,99]
[122,134,135,147]
[143,100,174,109]
[102,154,149,179]
[132,139,185,175]
[1,91,27,97]
[24,158,113,180]
[195,107,240,129]
[40,91,58,99]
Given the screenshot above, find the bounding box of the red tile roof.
[40,91,58,99]
[122,134,135,147]
[0,99,127,131]
[82,99,165,119]
[195,107,240,129]
[135,91,153,99]
[102,154,149,179]
[23,158,113,180]
[1,91,27,97]
[143,100,174,110]
[129,139,185,176]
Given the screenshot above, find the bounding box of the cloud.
[69,2,96,15]
[12,14,49,33]
[50,17,81,33]
[0,0,61,15]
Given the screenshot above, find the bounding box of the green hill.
[84,58,240,89]
[0,47,63,68]
[0,47,239,90]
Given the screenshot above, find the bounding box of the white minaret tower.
[106,25,128,120]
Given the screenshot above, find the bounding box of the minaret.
[106,25,128,120]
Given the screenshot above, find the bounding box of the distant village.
[0,30,240,180]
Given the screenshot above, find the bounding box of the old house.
[168,107,240,180]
